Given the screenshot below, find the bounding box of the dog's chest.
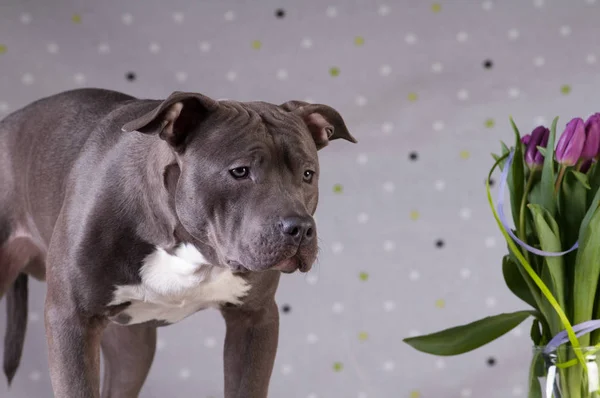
[108,244,251,325]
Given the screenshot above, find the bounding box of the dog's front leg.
[221,299,279,398]
[45,285,106,397]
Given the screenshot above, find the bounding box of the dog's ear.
[121,91,219,149]
[280,100,357,150]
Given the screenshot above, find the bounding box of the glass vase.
[530,346,600,398]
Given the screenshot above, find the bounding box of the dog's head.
[121,92,356,273]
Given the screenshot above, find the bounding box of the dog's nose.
[279,216,315,245]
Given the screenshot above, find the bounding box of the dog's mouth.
[227,255,310,274]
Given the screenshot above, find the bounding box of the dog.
[0,88,356,397]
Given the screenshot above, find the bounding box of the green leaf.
[539,117,558,216]
[571,170,591,189]
[530,319,543,346]
[528,349,544,398]
[528,204,566,335]
[503,255,538,310]
[492,153,500,164]
[403,311,535,356]
[587,162,600,205]
[573,205,600,347]
[508,117,526,228]
[536,146,548,158]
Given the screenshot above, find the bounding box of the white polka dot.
[456,31,469,42]
[433,121,445,131]
[485,297,497,308]
[404,33,417,44]
[332,302,344,314]
[98,43,110,54]
[306,274,319,285]
[533,0,545,7]
[408,270,420,281]
[533,56,545,67]
[435,358,446,369]
[383,240,396,252]
[381,122,394,133]
[326,6,338,17]
[460,388,473,397]
[508,87,521,98]
[281,364,293,375]
[382,181,395,193]
[204,337,216,348]
[29,371,41,381]
[357,213,369,224]
[121,13,133,25]
[560,25,572,36]
[149,42,161,54]
[512,386,524,396]
[303,97,314,104]
[172,11,184,24]
[407,329,420,337]
[20,13,32,24]
[21,73,34,86]
[383,300,396,312]
[534,116,547,126]
[0,102,9,113]
[459,268,471,279]
[459,207,472,220]
[199,41,211,52]
[28,312,40,323]
[300,38,313,49]
[482,1,493,10]
[307,394,319,398]
[507,29,519,40]
[434,180,446,191]
[276,69,289,80]
[379,64,392,76]
[382,360,395,372]
[306,333,319,344]
[224,11,235,21]
[587,53,597,64]
[357,153,368,165]
[226,71,237,82]
[331,242,344,254]
[355,95,367,106]
[175,71,188,83]
[156,338,166,351]
[378,4,391,16]
[484,236,497,248]
[512,327,523,337]
[73,73,86,85]
[357,393,368,398]
[457,89,469,101]
[47,42,59,54]
[431,62,443,73]
[586,0,597,4]
[179,368,191,379]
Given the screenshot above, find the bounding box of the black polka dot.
[487,178,495,187]
[435,239,445,248]
[126,72,136,82]
[275,9,285,18]
[282,304,291,313]
[483,59,493,69]
[409,151,418,161]
[487,357,496,366]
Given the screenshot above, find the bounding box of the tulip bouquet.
[404,114,600,397]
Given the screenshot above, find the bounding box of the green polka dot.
[561,84,572,95]
[460,150,470,160]
[485,118,495,128]
[0,45,6,55]
[354,36,365,46]
[410,210,420,221]
[435,298,446,309]
[251,40,262,50]
[359,272,369,281]
[333,184,343,194]
[71,14,82,24]
[358,332,369,341]
[431,3,442,13]
[333,362,344,372]
[329,67,340,77]
[407,92,418,102]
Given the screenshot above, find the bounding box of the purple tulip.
[556,118,586,166]
[523,126,549,170]
[582,113,600,160]
[580,159,593,174]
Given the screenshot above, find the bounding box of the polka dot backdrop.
[2,0,600,397]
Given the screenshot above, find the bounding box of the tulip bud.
[582,113,600,160]
[556,118,586,166]
[524,126,549,170]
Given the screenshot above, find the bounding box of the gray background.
[1,0,599,397]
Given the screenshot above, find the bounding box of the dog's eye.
[303,170,315,183]
[230,167,250,179]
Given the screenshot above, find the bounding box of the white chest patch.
[108,243,251,325]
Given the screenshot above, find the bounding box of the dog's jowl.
[0,88,356,398]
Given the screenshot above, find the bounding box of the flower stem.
[555,165,567,195]
[518,171,537,261]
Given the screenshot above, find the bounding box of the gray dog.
[0,88,356,397]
